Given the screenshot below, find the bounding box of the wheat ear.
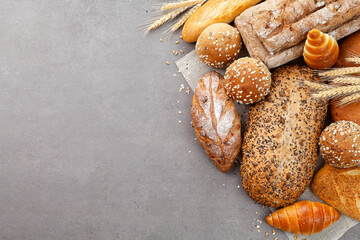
[312,85,360,99]
[144,6,189,34]
[303,81,333,90]
[166,0,206,33]
[160,0,203,11]
[345,57,360,65]
[317,67,360,77]
[330,76,360,85]
[337,92,360,106]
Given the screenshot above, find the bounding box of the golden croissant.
[266,201,341,236]
[303,29,339,70]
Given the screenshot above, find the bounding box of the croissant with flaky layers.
[303,29,339,70]
[266,201,341,236]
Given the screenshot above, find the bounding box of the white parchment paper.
[176,50,359,240]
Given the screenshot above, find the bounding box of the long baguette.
[182,0,261,43]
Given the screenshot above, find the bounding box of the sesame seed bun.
[195,23,241,69]
[224,57,271,104]
[320,121,360,168]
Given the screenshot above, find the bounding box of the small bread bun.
[320,121,360,168]
[224,57,271,104]
[196,23,241,69]
[330,31,360,123]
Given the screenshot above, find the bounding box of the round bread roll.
[330,31,360,124]
[319,121,360,168]
[196,23,241,69]
[224,57,271,104]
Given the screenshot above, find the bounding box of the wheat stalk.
[166,0,206,33]
[312,85,360,99]
[303,81,333,90]
[337,92,360,106]
[160,0,203,10]
[144,6,189,34]
[329,76,360,85]
[317,67,360,77]
[345,57,360,65]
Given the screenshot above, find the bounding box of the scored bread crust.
[241,65,328,207]
[191,71,241,173]
[311,164,360,222]
[235,0,360,69]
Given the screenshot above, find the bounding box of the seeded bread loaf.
[241,65,328,207]
[191,71,241,173]
[311,164,360,222]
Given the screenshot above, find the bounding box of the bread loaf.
[235,0,360,68]
[191,71,241,173]
[336,30,360,69]
[182,0,262,43]
[330,31,360,123]
[241,65,328,207]
[311,164,360,222]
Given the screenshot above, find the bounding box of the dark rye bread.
[241,65,328,207]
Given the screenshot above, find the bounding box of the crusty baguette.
[235,0,360,68]
[311,164,360,222]
[182,0,262,43]
[241,65,328,207]
[191,71,241,173]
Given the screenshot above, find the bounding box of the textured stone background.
[0,1,358,239]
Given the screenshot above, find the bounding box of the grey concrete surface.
[0,1,358,239]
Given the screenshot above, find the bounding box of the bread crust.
[330,100,360,124]
[311,164,360,222]
[336,30,360,68]
[330,31,360,123]
[241,65,328,207]
[182,0,262,43]
[235,0,360,69]
[191,71,241,172]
